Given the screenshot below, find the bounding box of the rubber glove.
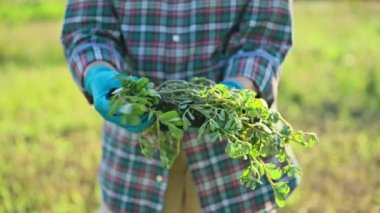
[220,79,245,90]
[84,65,154,133]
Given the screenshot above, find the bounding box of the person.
[61,0,298,212]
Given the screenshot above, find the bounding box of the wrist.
[220,79,244,90]
[83,61,117,78]
[84,63,118,95]
[222,77,259,92]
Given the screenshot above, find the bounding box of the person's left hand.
[84,64,155,133]
[220,77,259,92]
[220,79,245,90]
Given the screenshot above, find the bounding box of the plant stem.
[259,158,276,186]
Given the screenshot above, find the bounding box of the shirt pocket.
[114,1,240,74]
[115,1,168,73]
[185,1,240,69]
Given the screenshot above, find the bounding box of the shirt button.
[156,175,163,182]
[172,34,180,42]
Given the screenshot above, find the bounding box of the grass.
[278,2,380,212]
[0,21,65,66]
[0,1,379,212]
[0,66,102,212]
[0,0,65,24]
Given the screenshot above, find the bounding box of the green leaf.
[158,132,180,168]
[132,103,147,115]
[139,135,155,159]
[239,168,261,190]
[109,95,117,106]
[179,103,188,110]
[148,111,154,120]
[219,110,226,121]
[292,131,319,148]
[118,103,134,114]
[209,121,216,131]
[121,114,128,124]
[265,163,283,181]
[148,89,160,98]
[182,117,191,130]
[210,120,220,130]
[129,115,141,126]
[270,112,280,123]
[280,125,292,137]
[257,163,265,176]
[239,167,256,189]
[209,133,219,142]
[138,77,149,86]
[224,118,234,130]
[235,117,243,129]
[273,182,290,201]
[240,167,251,180]
[284,164,301,178]
[225,141,252,159]
[306,134,319,147]
[187,111,195,120]
[198,123,207,138]
[293,131,305,144]
[262,143,275,156]
[275,197,286,208]
[168,124,184,141]
[147,82,155,89]
[275,150,288,163]
[253,98,268,109]
[159,111,181,123]
[109,98,122,115]
[272,182,290,207]
[258,123,272,134]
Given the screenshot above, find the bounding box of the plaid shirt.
[61,0,297,212]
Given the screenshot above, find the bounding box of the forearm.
[61,0,125,103]
[223,0,293,105]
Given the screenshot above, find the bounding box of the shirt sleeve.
[224,0,293,106]
[60,0,126,103]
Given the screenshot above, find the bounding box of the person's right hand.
[84,65,154,133]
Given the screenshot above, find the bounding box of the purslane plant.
[109,76,318,207]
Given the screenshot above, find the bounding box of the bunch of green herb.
[109,76,318,207]
[108,77,161,125]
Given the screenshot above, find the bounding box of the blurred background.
[0,0,379,212]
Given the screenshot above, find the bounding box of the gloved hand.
[84,65,154,133]
[220,79,245,90]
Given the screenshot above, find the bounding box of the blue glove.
[220,79,244,90]
[84,65,154,133]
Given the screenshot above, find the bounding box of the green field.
[0,1,379,212]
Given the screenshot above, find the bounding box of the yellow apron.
[163,149,202,213]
